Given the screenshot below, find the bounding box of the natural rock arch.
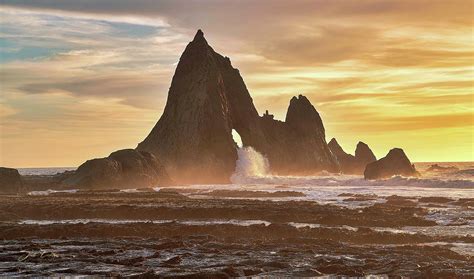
[137,30,338,183]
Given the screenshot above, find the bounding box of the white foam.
[18,219,271,226]
[120,189,139,193]
[288,222,358,231]
[231,147,270,183]
[27,189,78,196]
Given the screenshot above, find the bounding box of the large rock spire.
[137,30,339,183]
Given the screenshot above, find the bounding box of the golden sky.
[0,0,473,167]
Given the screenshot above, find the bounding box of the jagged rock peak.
[328,138,347,156]
[328,138,377,175]
[192,29,207,43]
[385,148,412,163]
[355,141,376,163]
[286,95,324,134]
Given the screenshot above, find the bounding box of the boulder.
[0,167,23,194]
[137,30,339,183]
[364,148,419,179]
[64,149,172,189]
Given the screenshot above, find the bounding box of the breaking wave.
[28,189,79,196]
[231,147,270,183]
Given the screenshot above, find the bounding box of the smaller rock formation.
[0,167,23,194]
[328,139,376,174]
[364,148,419,179]
[257,95,339,175]
[354,141,377,172]
[64,149,172,189]
[328,138,355,173]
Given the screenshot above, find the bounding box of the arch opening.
[231,129,243,148]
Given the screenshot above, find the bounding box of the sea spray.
[231,147,270,183]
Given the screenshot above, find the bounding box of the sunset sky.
[0,0,473,167]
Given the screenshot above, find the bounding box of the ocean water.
[8,149,474,276]
[18,148,473,231]
[19,148,474,200]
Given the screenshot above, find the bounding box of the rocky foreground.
[0,190,472,277]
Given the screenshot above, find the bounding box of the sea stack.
[364,148,419,179]
[328,139,376,174]
[354,142,377,172]
[328,138,356,173]
[137,30,338,183]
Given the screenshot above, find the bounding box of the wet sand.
[0,190,472,277]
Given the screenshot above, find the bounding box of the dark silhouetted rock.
[0,167,23,194]
[256,96,339,175]
[354,141,377,172]
[364,148,419,179]
[137,30,338,183]
[328,139,376,174]
[64,149,171,189]
[328,138,356,173]
[281,95,338,174]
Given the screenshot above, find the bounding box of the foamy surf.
[18,219,271,226]
[27,189,79,196]
[231,146,270,183]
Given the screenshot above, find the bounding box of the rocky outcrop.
[328,138,356,173]
[354,142,377,172]
[64,149,171,189]
[137,30,338,183]
[328,139,376,174]
[364,148,419,179]
[0,167,23,194]
[255,96,339,175]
